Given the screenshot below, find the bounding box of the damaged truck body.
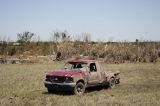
[44,59,120,95]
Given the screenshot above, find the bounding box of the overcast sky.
[0,0,160,41]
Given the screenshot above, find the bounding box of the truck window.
[65,63,83,69]
[90,63,97,72]
[73,63,82,69]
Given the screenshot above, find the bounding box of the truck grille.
[46,76,66,83]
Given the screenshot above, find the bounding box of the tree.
[54,32,60,43]
[17,31,35,44]
[52,30,70,43]
[82,32,91,43]
[61,30,70,42]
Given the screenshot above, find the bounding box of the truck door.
[88,62,100,85]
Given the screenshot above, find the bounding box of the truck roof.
[64,59,96,64]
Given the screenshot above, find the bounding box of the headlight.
[65,77,73,83]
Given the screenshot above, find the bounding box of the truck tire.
[108,77,116,89]
[73,82,85,95]
[116,78,120,84]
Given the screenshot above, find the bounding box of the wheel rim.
[77,84,84,93]
[110,78,115,88]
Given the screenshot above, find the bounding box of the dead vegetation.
[0,31,160,64]
[1,41,160,64]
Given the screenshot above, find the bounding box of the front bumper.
[44,81,76,91]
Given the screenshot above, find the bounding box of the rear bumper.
[44,81,76,91]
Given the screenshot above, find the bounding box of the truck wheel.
[74,82,85,95]
[116,79,120,84]
[108,77,116,89]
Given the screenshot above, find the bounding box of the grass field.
[0,62,160,106]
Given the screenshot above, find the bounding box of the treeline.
[0,31,160,63]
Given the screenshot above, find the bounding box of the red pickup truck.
[44,59,120,95]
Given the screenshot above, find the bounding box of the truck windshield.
[64,63,87,70]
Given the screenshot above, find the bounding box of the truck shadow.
[42,85,107,96]
[85,85,106,93]
[42,90,73,96]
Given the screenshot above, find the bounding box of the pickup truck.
[44,59,120,95]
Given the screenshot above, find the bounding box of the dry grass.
[1,41,160,63]
[0,62,160,106]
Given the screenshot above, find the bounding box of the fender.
[105,71,115,81]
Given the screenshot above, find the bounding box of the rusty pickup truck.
[44,59,120,95]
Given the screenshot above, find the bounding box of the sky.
[0,0,160,42]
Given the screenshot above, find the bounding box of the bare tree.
[17,31,35,44]
[73,35,82,41]
[81,32,91,56]
[54,32,60,43]
[53,30,70,43]
[82,32,91,43]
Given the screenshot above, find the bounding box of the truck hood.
[47,69,85,77]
